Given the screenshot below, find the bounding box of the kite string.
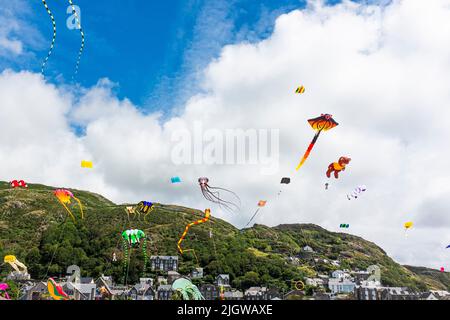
[68,0,85,76]
[41,0,56,74]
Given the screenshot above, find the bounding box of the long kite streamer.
[295,114,339,171]
[68,0,85,76]
[177,209,211,254]
[41,0,57,74]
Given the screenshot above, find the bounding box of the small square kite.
[171,177,181,183]
[81,161,93,168]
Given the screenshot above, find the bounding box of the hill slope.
[0,182,447,292]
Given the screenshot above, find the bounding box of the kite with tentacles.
[296,114,339,171]
[178,209,211,255]
[172,278,204,300]
[347,185,367,200]
[121,229,148,282]
[54,189,84,222]
[198,177,240,213]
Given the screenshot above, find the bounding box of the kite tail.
[68,0,85,76]
[59,201,76,222]
[177,225,190,254]
[295,130,322,171]
[143,206,155,222]
[142,239,147,274]
[72,196,84,219]
[177,210,211,254]
[121,239,129,282]
[41,0,57,74]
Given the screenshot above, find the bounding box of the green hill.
[0,181,447,292]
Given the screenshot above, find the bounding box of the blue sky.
[0,0,318,110]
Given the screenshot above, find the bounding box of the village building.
[150,256,178,272]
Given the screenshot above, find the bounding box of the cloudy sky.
[1,0,449,270]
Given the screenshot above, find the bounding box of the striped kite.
[295,86,306,94]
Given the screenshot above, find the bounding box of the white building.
[328,278,356,294]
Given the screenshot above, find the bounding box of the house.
[200,284,219,300]
[95,275,114,300]
[244,287,278,300]
[150,256,178,272]
[305,278,325,287]
[354,281,382,300]
[168,271,181,284]
[157,284,173,300]
[215,274,230,288]
[191,267,204,279]
[353,271,371,284]
[328,278,356,294]
[331,270,349,279]
[430,290,450,299]
[26,281,48,300]
[419,292,439,300]
[70,283,97,300]
[303,245,314,253]
[128,278,155,300]
[224,290,244,300]
[379,287,418,300]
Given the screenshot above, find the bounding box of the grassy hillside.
[0,182,447,292]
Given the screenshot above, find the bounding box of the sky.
[1,0,450,270]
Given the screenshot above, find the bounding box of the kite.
[41,0,57,74]
[295,86,306,94]
[3,255,28,276]
[296,114,339,171]
[47,278,70,301]
[245,201,267,228]
[68,0,85,76]
[54,189,84,222]
[177,209,211,254]
[198,177,240,213]
[0,283,10,300]
[325,183,329,190]
[326,157,351,179]
[138,201,154,214]
[171,177,182,184]
[10,180,28,188]
[121,229,148,282]
[339,224,350,228]
[81,160,93,168]
[447,245,450,249]
[172,278,204,300]
[440,267,445,273]
[404,222,413,230]
[347,185,367,200]
[278,177,291,195]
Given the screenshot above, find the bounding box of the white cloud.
[1,0,450,270]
